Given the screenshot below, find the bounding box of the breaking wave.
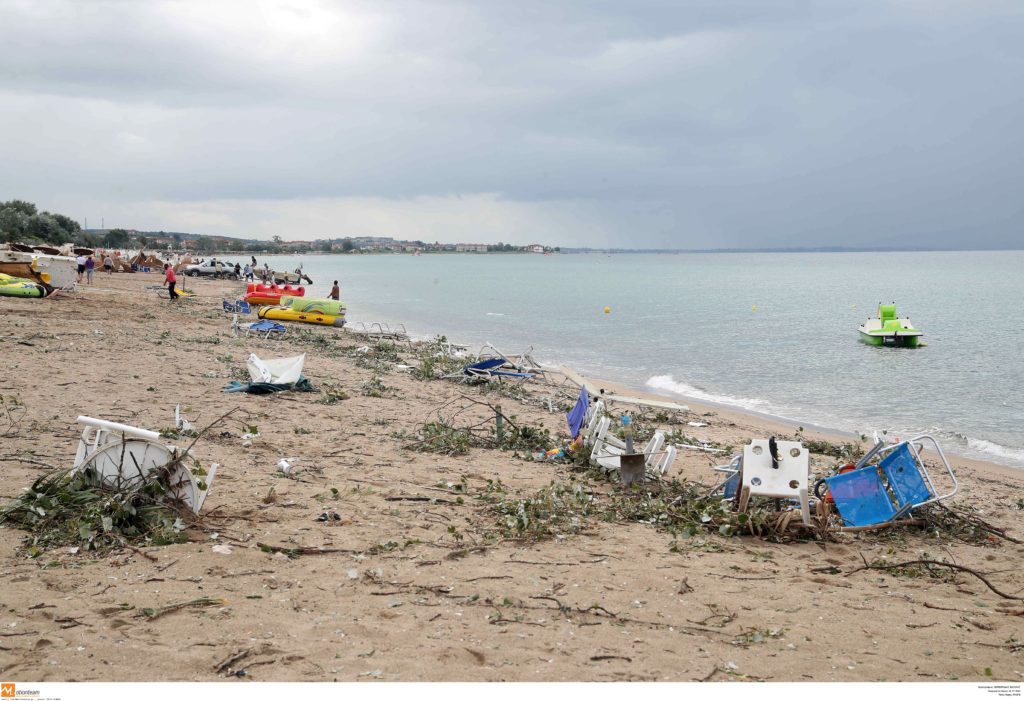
[645,375,772,413]
[965,438,1024,465]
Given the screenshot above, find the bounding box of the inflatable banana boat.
[0,273,49,298]
[258,305,345,327]
[279,295,347,316]
[243,283,305,306]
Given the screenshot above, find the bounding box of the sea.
[250,250,1024,469]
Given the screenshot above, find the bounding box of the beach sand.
[1,274,1022,683]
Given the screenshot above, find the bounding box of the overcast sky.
[2,0,1022,248]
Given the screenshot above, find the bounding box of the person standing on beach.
[329,280,340,300]
[75,254,87,282]
[103,254,114,275]
[85,255,95,284]
[164,263,179,300]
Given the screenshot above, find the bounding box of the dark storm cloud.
[0,0,1021,247]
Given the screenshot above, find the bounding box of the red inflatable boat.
[243,283,305,306]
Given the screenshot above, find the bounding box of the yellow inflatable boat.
[280,295,347,316]
[258,305,346,327]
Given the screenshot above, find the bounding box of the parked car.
[183,259,238,279]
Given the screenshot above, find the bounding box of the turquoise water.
[256,251,1024,468]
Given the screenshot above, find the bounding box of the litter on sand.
[224,353,318,394]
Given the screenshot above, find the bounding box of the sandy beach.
[1,273,1022,684]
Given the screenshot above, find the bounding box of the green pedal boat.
[858,303,923,347]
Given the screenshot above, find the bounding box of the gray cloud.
[1,0,1022,247]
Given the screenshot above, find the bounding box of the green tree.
[27,214,72,244]
[341,239,354,252]
[0,207,29,243]
[1,200,37,217]
[196,237,215,252]
[103,228,130,248]
[77,231,101,247]
[49,213,81,238]
[137,235,150,248]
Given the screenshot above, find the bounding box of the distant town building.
[455,244,488,253]
[528,244,545,253]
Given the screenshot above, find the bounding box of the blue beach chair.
[824,435,958,528]
[712,454,742,499]
[224,299,253,313]
[566,387,589,440]
[462,357,535,381]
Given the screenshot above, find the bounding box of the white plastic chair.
[71,416,216,514]
[581,400,605,447]
[590,416,671,474]
[737,438,810,525]
[651,444,677,475]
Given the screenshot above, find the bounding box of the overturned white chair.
[589,416,675,475]
[737,437,810,525]
[581,399,605,447]
[72,416,216,514]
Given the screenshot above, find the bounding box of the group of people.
[75,253,116,284]
[161,255,338,302]
[238,257,275,283]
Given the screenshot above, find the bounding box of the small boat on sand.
[258,305,345,328]
[0,272,49,298]
[858,303,923,348]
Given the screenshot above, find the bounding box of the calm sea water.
[255,251,1024,468]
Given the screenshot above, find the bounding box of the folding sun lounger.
[246,320,287,339]
[461,357,535,381]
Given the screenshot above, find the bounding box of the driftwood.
[846,559,1023,601]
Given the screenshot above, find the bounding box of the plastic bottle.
[621,414,634,454]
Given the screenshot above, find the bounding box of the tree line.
[0,199,135,248]
[0,199,82,245]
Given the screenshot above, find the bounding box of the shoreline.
[338,306,1024,478]
[548,364,1024,483]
